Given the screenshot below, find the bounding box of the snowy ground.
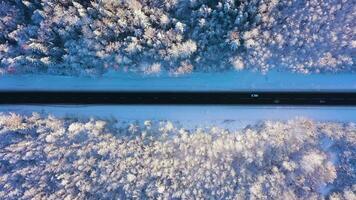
[0,70,355,91]
[1,105,356,129]
[0,106,355,199]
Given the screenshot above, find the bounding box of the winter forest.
[0,0,355,199]
[0,0,355,76]
[0,110,355,199]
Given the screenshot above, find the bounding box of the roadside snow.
[0,70,355,91]
[1,105,355,124]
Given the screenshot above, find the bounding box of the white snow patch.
[0,70,355,91]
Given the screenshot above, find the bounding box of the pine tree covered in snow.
[0,0,354,76]
[0,113,355,199]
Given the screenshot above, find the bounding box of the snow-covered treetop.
[0,113,355,199]
[0,0,354,76]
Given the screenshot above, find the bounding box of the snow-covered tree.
[0,112,355,199]
[0,0,354,76]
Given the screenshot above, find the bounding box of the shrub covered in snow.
[0,113,355,199]
[0,0,354,76]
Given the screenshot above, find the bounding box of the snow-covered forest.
[1,1,355,199]
[0,112,355,199]
[1,0,355,76]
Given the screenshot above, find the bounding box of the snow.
[1,1,354,198]
[301,152,327,172]
[1,105,355,131]
[127,174,136,182]
[0,82,355,199]
[0,111,354,199]
[0,70,355,91]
